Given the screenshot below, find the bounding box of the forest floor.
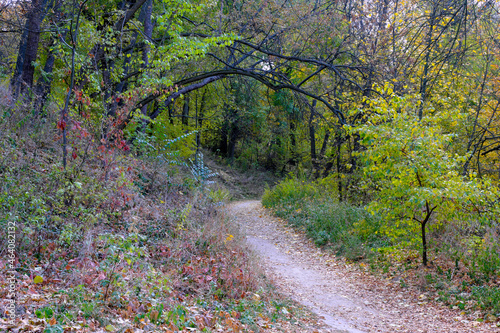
[229,200,500,333]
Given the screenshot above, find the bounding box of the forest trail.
[228,200,499,333]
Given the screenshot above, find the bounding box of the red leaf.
[57,119,66,130]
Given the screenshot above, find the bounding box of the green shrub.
[262,178,318,207]
[472,286,500,314]
[263,179,388,260]
[463,236,500,284]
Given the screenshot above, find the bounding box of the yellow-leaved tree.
[354,89,495,266]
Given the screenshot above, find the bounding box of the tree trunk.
[139,0,153,124]
[319,130,330,159]
[336,130,343,202]
[109,33,136,117]
[228,129,238,163]
[34,37,58,114]
[11,27,28,96]
[198,90,206,128]
[139,0,153,132]
[219,116,228,156]
[13,0,50,97]
[309,100,318,176]
[421,220,428,267]
[20,0,47,96]
[195,89,206,156]
[289,120,297,166]
[168,103,174,124]
[350,133,360,172]
[419,200,437,267]
[315,130,330,178]
[182,95,190,126]
[94,44,112,116]
[228,109,239,163]
[463,60,490,176]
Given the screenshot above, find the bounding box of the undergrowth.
[0,103,314,332]
[262,178,388,261]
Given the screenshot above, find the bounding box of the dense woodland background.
[2,0,500,331]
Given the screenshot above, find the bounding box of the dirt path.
[228,200,500,333]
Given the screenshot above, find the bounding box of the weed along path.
[228,200,499,333]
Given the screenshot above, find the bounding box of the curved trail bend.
[228,200,498,333]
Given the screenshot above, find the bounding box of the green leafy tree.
[355,89,493,266]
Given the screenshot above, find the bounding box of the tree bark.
[228,108,239,163]
[168,103,174,124]
[198,89,206,129]
[20,0,47,96]
[421,202,437,266]
[421,220,428,266]
[11,26,28,96]
[196,89,207,156]
[12,0,50,97]
[33,46,55,114]
[309,100,318,176]
[228,128,238,163]
[139,0,153,131]
[289,120,297,166]
[182,95,190,126]
[336,130,343,202]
